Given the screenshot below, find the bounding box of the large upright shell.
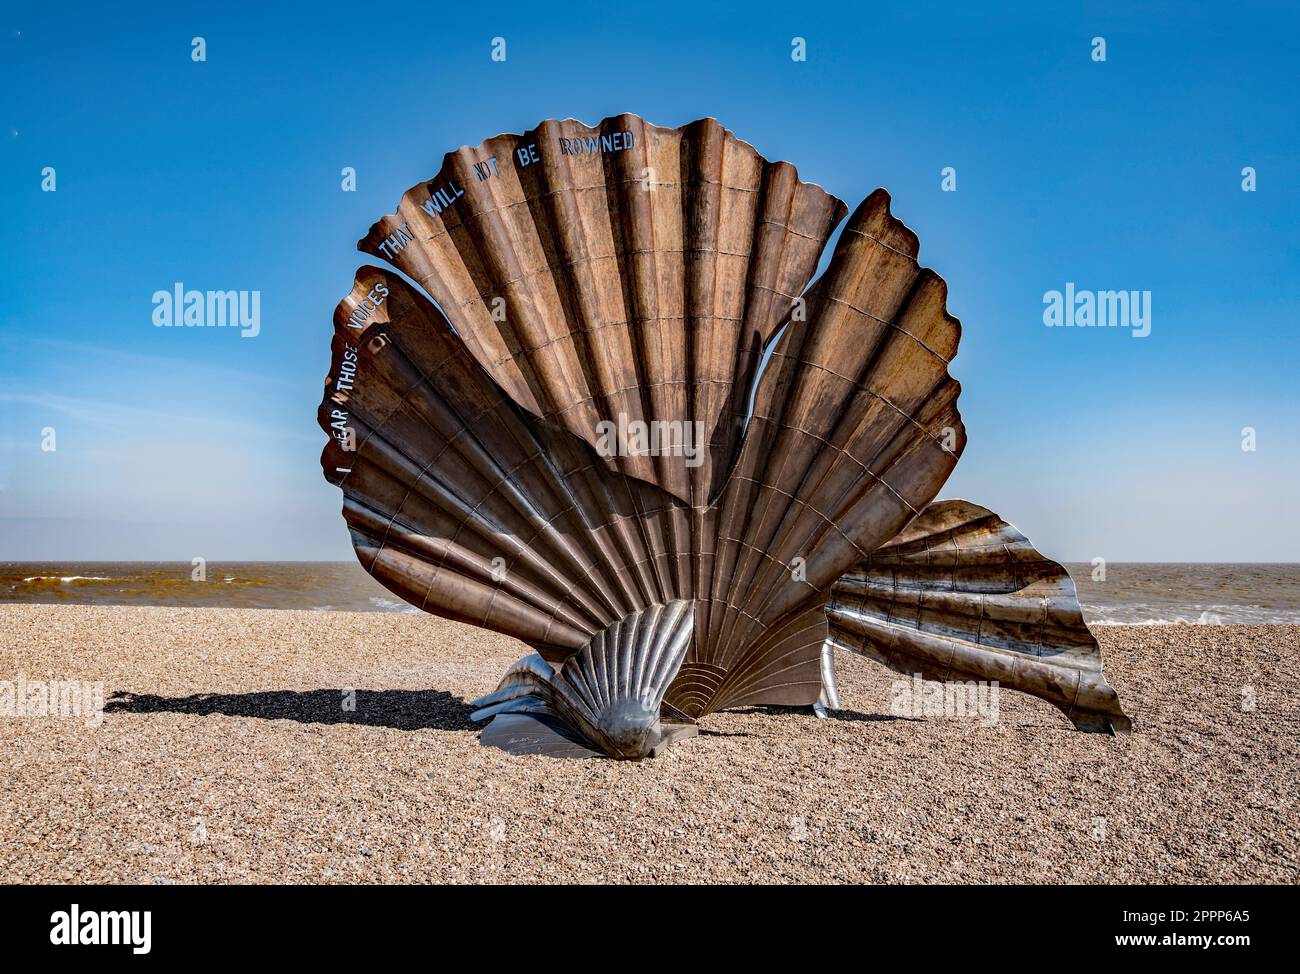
[358,114,846,507]
[320,116,989,755]
[324,194,963,709]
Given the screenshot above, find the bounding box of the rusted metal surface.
[317,114,1129,757]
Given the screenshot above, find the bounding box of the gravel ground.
[1,605,1296,884]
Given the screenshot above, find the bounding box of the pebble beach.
[2,605,1296,884]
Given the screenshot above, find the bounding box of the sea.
[1,561,1298,626]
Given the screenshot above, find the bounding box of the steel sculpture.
[318,114,1131,759]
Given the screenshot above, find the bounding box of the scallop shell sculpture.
[319,114,1131,759]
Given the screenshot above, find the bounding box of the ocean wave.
[21,575,115,584]
[368,596,421,614]
[1087,607,1300,626]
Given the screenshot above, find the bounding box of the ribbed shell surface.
[320,116,970,722]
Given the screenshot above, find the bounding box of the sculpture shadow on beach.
[104,688,477,731]
[731,704,908,724]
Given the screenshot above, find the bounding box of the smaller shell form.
[472,601,695,758]
[826,500,1132,734]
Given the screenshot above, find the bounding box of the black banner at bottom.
[0,884,1275,959]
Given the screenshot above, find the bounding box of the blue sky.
[2,1,1296,561]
